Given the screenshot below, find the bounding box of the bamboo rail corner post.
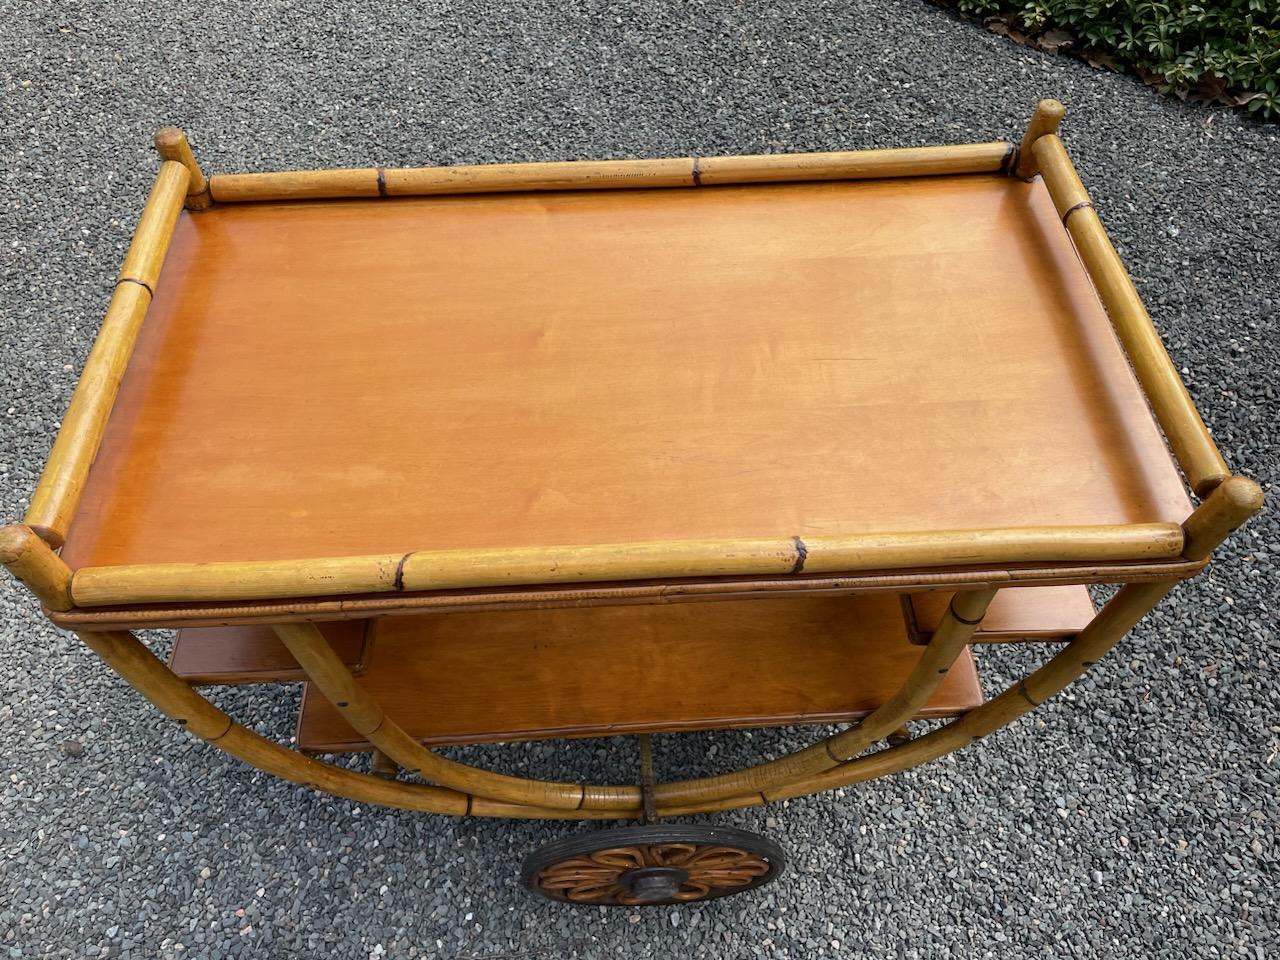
[0,524,73,612]
[1033,132,1231,498]
[154,127,212,211]
[1182,475,1265,562]
[1012,98,1065,181]
[23,160,190,547]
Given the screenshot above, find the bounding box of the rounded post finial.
[154,126,212,210]
[0,523,74,610]
[1013,99,1066,180]
[1182,475,1264,562]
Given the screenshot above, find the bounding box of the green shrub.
[953,0,1280,118]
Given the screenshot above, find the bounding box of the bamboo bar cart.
[3,101,1262,906]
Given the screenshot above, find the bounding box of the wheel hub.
[619,866,690,903]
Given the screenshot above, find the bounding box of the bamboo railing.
[1032,132,1230,497]
[68,524,1185,607]
[206,142,1013,202]
[23,161,189,547]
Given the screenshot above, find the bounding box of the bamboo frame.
[1,110,1265,827]
[68,524,1185,608]
[206,142,1013,202]
[23,161,189,547]
[18,109,1230,614]
[1033,133,1230,497]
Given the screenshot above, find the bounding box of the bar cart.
[1,100,1261,906]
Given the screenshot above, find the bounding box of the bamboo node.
[393,552,413,592]
[1060,199,1095,224]
[117,276,155,297]
[1000,141,1016,175]
[790,536,808,574]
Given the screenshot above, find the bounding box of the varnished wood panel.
[906,585,1095,643]
[295,595,983,750]
[168,620,368,685]
[61,175,1189,570]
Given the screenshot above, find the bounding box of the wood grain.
[295,594,983,751]
[168,620,369,684]
[907,585,1095,642]
[59,175,1189,573]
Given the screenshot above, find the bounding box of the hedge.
[950,0,1280,118]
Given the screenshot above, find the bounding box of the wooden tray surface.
[295,594,984,750]
[61,174,1188,570]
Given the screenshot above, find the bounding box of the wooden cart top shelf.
[19,126,1235,622]
[63,177,1186,557]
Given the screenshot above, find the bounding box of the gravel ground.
[1,2,1277,957]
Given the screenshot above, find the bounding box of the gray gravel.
[2,1,1277,957]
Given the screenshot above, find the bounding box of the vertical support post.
[885,724,911,747]
[370,749,400,780]
[154,127,212,210]
[1013,99,1065,180]
[0,524,73,611]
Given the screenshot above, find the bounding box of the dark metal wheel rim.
[521,824,786,906]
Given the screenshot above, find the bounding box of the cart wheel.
[521,824,785,906]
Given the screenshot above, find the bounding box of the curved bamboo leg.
[650,588,996,807]
[274,622,641,812]
[765,578,1175,801]
[77,629,638,820]
[657,477,1264,812]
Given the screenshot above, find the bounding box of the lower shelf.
[295,595,984,752]
[169,621,370,685]
[907,585,1095,643]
